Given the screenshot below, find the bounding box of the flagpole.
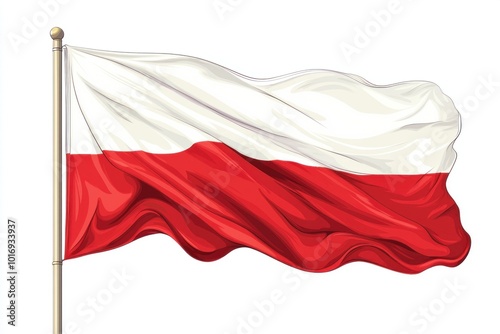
[50,26,64,334]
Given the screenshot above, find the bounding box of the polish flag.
[64,46,470,273]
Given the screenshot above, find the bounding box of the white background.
[1,0,499,333]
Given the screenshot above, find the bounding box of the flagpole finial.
[50,27,64,40]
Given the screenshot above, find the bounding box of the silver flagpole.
[50,26,64,334]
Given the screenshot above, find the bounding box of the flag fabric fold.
[64,46,470,273]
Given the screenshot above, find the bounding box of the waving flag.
[64,46,470,273]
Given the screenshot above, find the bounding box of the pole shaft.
[51,27,64,334]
